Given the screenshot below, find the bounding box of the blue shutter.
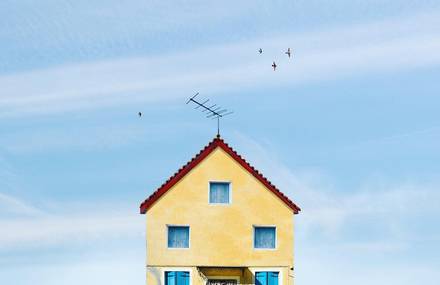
[166,271,189,285]
[209,182,230,203]
[255,272,267,285]
[177,272,190,285]
[168,226,189,248]
[255,272,278,285]
[166,272,176,285]
[268,272,279,285]
[254,227,276,248]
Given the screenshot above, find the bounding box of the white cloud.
[0,155,20,192]
[0,195,146,284]
[0,124,148,153]
[0,213,142,249]
[297,256,440,285]
[233,132,440,284]
[232,132,440,241]
[0,193,43,217]
[0,250,145,285]
[1,10,439,118]
[0,194,143,250]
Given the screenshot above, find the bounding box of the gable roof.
[139,136,301,214]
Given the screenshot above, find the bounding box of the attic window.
[254,226,276,249]
[209,182,231,204]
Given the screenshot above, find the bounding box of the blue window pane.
[168,226,189,248]
[254,227,276,249]
[166,272,189,285]
[255,272,279,285]
[209,182,230,204]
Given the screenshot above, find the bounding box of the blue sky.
[1,1,440,284]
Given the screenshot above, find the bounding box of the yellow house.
[140,136,300,285]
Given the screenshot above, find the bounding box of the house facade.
[140,136,300,285]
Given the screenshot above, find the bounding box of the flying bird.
[259,48,263,54]
[285,48,292,58]
[138,112,142,118]
[272,61,277,71]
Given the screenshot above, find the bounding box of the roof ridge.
[139,137,300,214]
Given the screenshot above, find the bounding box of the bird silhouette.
[285,48,292,58]
[272,61,277,71]
[259,48,263,54]
[138,112,142,117]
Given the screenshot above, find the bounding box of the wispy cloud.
[0,212,142,249]
[232,132,440,243]
[0,118,200,153]
[0,194,142,250]
[0,124,148,153]
[233,132,440,284]
[0,193,43,217]
[1,10,439,118]
[0,249,145,285]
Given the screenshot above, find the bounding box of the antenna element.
[186,93,233,137]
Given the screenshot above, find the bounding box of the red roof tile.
[139,136,301,214]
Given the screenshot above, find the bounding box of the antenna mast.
[186,93,233,137]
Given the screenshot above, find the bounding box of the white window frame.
[250,268,283,285]
[166,224,190,249]
[208,181,232,205]
[161,267,193,285]
[253,225,277,250]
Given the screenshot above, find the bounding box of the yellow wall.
[146,147,295,284]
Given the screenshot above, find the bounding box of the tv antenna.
[186,92,233,137]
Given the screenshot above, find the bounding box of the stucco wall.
[145,147,295,268]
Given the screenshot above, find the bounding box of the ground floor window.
[255,272,279,285]
[165,271,190,285]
